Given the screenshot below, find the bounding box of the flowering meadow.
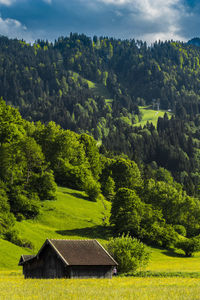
[1,273,200,300]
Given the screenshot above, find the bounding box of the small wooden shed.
[19,239,118,279]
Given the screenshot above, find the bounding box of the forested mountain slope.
[1,34,200,196]
[1,34,200,121]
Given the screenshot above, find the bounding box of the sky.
[0,0,199,43]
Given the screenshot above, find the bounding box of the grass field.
[134,106,172,127]
[1,276,200,300]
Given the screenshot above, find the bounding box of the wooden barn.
[19,239,118,279]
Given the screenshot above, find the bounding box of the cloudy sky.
[0,0,199,43]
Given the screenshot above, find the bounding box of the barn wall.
[23,258,43,279]
[41,244,66,278]
[70,265,113,279]
[23,244,66,279]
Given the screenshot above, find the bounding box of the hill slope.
[2,186,200,273]
[0,186,110,270]
[15,187,110,249]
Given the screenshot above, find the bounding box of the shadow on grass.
[147,245,185,258]
[162,249,185,258]
[62,191,89,201]
[56,225,112,240]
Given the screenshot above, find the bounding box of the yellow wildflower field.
[0,275,200,300]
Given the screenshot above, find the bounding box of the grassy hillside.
[134,106,172,127]
[15,187,111,248]
[1,186,200,273]
[0,187,111,270]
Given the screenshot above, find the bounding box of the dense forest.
[1,99,200,255]
[1,34,200,253]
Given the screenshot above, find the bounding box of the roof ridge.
[47,239,69,266]
[49,239,97,241]
[95,240,118,265]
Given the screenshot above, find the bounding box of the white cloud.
[141,27,186,44]
[136,0,186,42]
[0,0,16,5]
[99,0,132,4]
[133,0,181,20]
[94,0,186,42]
[0,16,30,39]
[0,0,52,6]
[42,0,52,4]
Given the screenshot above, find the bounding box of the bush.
[174,225,187,237]
[84,176,101,202]
[106,234,150,273]
[9,186,40,218]
[16,213,25,222]
[156,224,178,248]
[176,236,200,257]
[4,229,34,249]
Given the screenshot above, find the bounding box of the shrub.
[145,222,178,248]
[84,176,101,202]
[9,186,40,218]
[176,236,200,257]
[5,229,34,249]
[106,234,150,273]
[16,213,25,222]
[174,225,187,237]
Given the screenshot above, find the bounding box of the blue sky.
[0,0,199,43]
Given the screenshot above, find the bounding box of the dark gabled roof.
[19,239,118,266]
[18,255,35,266]
[47,239,118,266]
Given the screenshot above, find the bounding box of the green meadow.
[135,106,172,127]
